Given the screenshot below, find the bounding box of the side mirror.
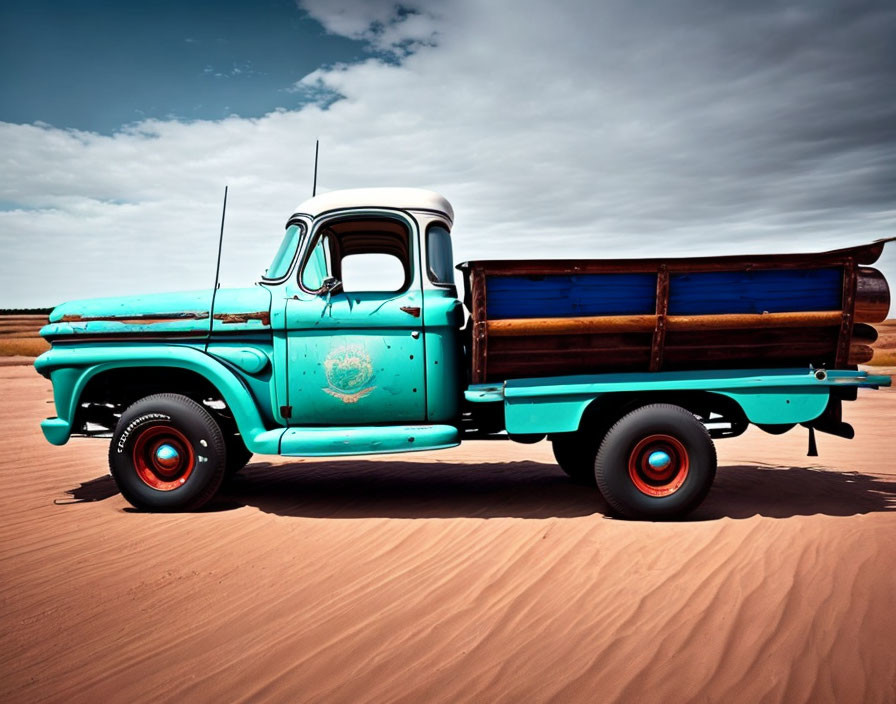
[318,276,342,295]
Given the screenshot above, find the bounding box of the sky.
[1,0,894,313]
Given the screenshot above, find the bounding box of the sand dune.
[1,365,895,703]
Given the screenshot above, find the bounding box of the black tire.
[224,434,253,476]
[595,404,716,520]
[551,432,602,484]
[109,393,227,511]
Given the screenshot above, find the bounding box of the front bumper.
[40,417,71,446]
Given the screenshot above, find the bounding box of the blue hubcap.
[155,443,179,468]
[647,450,672,471]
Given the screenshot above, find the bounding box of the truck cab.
[265,188,464,430]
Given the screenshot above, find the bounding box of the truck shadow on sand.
[227,461,896,520]
[64,461,896,520]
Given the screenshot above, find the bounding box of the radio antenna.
[312,139,319,197]
[208,185,228,345]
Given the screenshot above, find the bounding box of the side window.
[426,224,454,285]
[300,217,412,294]
[301,234,330,291]
[341,253,406,292]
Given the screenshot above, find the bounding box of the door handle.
[400,306,421,318]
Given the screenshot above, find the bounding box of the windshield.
[264,223,303,280]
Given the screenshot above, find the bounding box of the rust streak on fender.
[60,312,209,324]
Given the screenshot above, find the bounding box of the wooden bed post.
[835,257,857,368]
[650,265,669,372]
[471,267,488,383]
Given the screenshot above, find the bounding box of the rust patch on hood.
[213,311,271,325]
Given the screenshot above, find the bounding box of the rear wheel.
[551,431,602,484]
[756,423,795,435]
[109,393,227,511]
[595,404,716,520]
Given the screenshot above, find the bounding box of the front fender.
[35,344,281,453]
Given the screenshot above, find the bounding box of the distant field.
[1,313,894,365]
[0,315,50,359]
[870,320,896,366]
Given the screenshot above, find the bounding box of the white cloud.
[1,0,894,313]
[299,1,440,55]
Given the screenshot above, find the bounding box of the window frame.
[260,220,306,284]
[295,211,417,296]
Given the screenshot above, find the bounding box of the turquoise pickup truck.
[35,188,892,519]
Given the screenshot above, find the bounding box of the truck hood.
[41,286,272,341]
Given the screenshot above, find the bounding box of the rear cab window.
[426,224,454,286]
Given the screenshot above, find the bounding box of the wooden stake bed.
[458,239,892,384]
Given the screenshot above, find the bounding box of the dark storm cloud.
[651,1,896,217]
[532,0,896,232]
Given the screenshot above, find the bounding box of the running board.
[279,424,460,457]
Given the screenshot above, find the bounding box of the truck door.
[283,212,426,425]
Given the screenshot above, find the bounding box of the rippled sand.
[1,365,894,703]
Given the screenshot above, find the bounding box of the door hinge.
[280,405,292,418]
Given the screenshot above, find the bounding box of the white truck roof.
[292,187,454,222]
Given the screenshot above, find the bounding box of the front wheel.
[109,393,227,511]
[595,404,716,520]
[225,434,253,476]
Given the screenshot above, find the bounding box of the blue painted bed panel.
[485,268,843,319]
[668,268,842,315]
[486,274,656,319]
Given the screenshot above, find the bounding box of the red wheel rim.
[131,425,195,491]
[627,434,689,497]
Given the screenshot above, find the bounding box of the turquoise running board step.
[279,424,460,457]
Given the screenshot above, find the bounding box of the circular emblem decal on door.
[322,344,377,403]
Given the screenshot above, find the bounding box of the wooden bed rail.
[486,311,845,337]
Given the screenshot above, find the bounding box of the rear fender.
[499,368,889,435]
